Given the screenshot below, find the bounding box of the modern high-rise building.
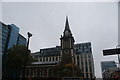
[101,61,117,73]
[0,22,27,79]
[30,17,95,79]
[1,22,10,54]
[0,22,27,54]
[7,24,20,49]
[0,22,2,80]
[17,34,27,45]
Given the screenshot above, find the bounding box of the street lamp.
[22,32,32,79]
[26,32,32,50]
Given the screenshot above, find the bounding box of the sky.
[1,2,118,78]
[0,2,2,79]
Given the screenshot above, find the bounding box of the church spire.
[65,16,70,30]
[64,16,72,37]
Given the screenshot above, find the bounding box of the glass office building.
[17,34,27,45]
[1,22,10,54]
[101,61,117,72]
[1,22,27,79]
[0,22,27,54]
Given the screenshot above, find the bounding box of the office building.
[17,34,27,45]
[101,61,117,73]
[0,22,27,54]
[0,22,10,54]
[1,22,27,79]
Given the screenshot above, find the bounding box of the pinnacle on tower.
[65,16,70,31]
[64,16,72,36]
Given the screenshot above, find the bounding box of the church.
[23,17,95,80]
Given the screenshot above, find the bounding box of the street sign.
[103,48,120,56]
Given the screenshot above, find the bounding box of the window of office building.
[39,58,42,61]
[86,73,88,78]
[46,57,48,61]
[77,55,79,61]
[81,67,84,72]
[86,66,88,72]
[77,61,79,66]
[84,55,87,59]
[56,56,58,61]
[90,73,92,78]
[43,57,45,61]
[49,57,51,61]
[90,66,92,72]
[85,61,88,66]
[53,57,54,61]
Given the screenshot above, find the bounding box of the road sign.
[103,48,120,56]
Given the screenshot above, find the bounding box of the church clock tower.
[60,16,75,64]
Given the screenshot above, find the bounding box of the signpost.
[103,47,120,67]
[103,48,120,56]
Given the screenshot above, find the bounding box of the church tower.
[60,16,75,64]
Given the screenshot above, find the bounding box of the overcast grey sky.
[2,2,118,78]
[0,2,2,79]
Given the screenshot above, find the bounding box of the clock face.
[64,49,69,53]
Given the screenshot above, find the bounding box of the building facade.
[17,34,27,45]
[102,68,120,80]
[29,17,95,80]
[0,22,27,54]
[101,61,117,73]
[1,22,11,54]
[1,22,27,79]
[31,43,94,79]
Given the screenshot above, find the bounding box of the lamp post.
[22,32,32,79]
[26,32,32,51]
